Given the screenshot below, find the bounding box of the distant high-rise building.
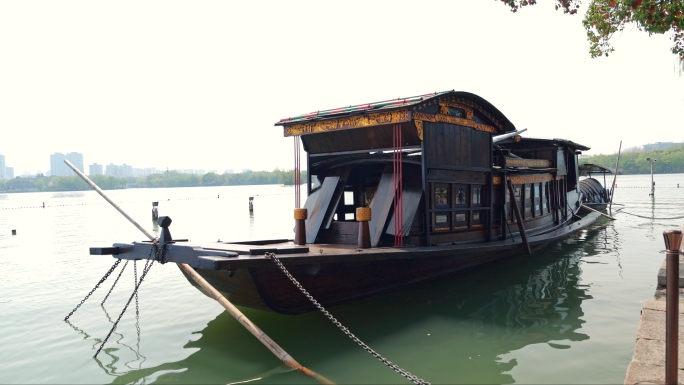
[0,154,6,179]
[224,169,234,174]
[50,153,67,176]
[50,152,83,176]
[5,167,14,179]
[66,152,84,174]
[89,163,103,176]
[121,164,133,177]
[105,163,120,177]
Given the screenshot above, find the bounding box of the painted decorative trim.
[505,158,552,168]
[493,176,502,185]
[413,111,497,134]
[508,174,554,184]
[416,95,505,132]
[415,120,424,140]
[438,102,474,119]
[283,109,410,137]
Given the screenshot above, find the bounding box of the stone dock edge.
[625,257,684,384]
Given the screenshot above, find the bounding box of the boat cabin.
[276,91,589,248]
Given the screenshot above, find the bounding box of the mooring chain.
[101,260,129,306]
[264,252,430,385]
[619,211,684,220]
[64,259,122,321]
[93,243,166,358]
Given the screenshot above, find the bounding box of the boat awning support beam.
[506,178,531,255]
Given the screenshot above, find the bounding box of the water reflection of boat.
[92,90,601,314]
[102,225,607,384]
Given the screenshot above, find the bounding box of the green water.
[1,175,683,384]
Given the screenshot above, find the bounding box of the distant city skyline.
[0,140,682,178]
[0,149,301,177]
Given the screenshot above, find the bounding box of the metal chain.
[264,252,430,385]
[619,211,684,220]
[64,260,121,321]
[94,244,164,358]
[101,260,129,306]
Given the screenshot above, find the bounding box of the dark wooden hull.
[181,212,601,314]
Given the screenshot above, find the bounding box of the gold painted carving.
[283,109,410,137]
[415,120,424,140]
[505,158,552,168]
[413,111,497,134]
[438,102,474,119]
[508,174,554,184]
[493,176,502,185]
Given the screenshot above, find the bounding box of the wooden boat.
[91,91,601,314]
[578,163,615,212]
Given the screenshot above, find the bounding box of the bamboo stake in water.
[63,160,333,385]
[608,140,622,216]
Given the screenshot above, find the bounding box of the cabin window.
[433,183,451,231]
[534,183,541,216]
[434,184,450,208]
[454,212,468,229]
[455,185,467,207]
[524,184,532,218]
[472,186,483,207]
[447,107,466,118]
[472,210,484,226]
[431,182,487,232]
[435,214,451,230]
[542,182,549,213]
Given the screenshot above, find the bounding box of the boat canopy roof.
[275,90,516,135]
[499,136,591,152]
[578,163,617,176]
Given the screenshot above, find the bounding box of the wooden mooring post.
[663,230,682,385]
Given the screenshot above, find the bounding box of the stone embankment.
[625,257,684,384]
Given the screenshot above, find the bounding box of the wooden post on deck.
[506,179,531,255]
[356,207,371,249]
[294,208,307,245]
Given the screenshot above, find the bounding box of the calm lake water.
[1,174,683,384]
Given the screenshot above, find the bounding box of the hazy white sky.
[1,1,682,175]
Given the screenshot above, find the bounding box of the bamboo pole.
[608,140,622,216]
[63,160,333,385]
[580,204,616,220]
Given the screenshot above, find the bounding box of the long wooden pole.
[506,179,531,255]
[580,204,615,220]
[608,140,622,216]
[64,160,333,385]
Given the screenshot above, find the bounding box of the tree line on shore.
[3,144,683,193]
[0,169,308,193]
[579,143,684,174]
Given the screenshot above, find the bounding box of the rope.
[265,252,429,385]
[618,211,684,220]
